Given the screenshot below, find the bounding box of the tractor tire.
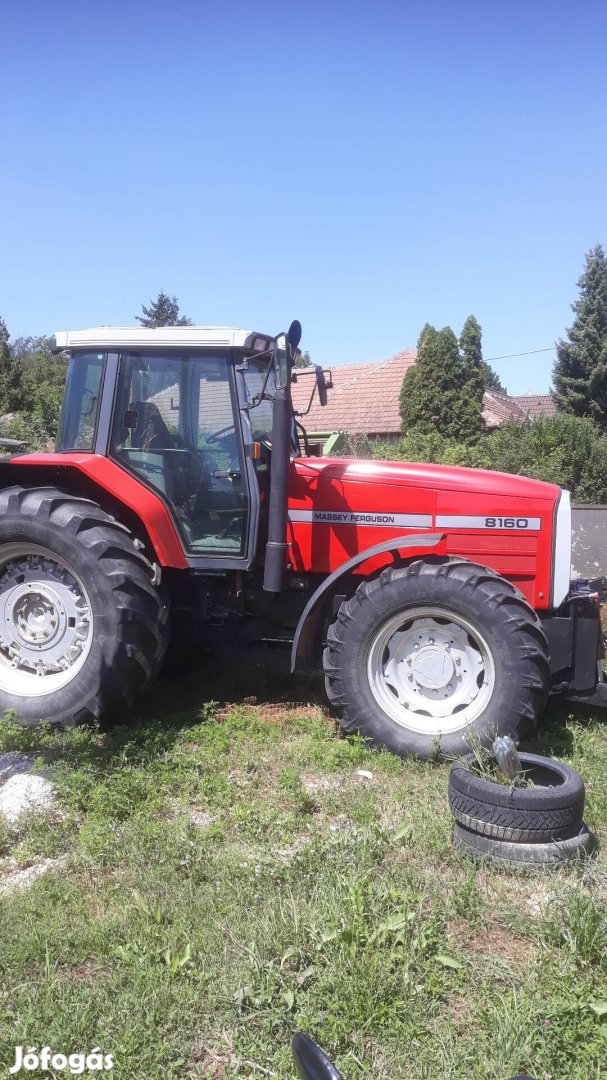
[448,752,585,843]
[323,558,550,760]
[453,821,594,865]
[0,486,168,727]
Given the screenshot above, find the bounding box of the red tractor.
[0,320,604,758]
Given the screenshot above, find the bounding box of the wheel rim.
[366,606,495,736]
[0,544,93,697]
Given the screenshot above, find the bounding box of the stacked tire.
[449,752,593,865]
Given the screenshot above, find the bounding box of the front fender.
[291,532,447,671]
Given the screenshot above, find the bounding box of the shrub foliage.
[374,413,607,503]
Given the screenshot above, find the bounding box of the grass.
[0,652,606,1079]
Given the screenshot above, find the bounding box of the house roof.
[512,393,557,420]
[291,349,416,435]
[482,390,527,428]
[292,350,548,435]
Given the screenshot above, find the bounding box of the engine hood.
[294,457,560,503]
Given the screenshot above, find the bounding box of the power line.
[485,347,555,362]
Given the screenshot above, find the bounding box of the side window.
[197,371,240,470]
[114,358,181,452]
[56,353,104,451]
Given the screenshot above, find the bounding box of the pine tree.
[135,291,193,327]
[460,314,505,393]
[399,323,485,442]
[553,244,607,428]
[294,349,312,369]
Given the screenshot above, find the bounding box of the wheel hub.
[10,583,65,648]
[410,644,455,689]
[367,608,495,736]
[0,545,93,694]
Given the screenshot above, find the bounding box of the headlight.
[552,490,572,607]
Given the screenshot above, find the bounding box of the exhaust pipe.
[263,383,290,593]
[263,322,301,594]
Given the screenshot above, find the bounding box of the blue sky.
[1,0,605,395]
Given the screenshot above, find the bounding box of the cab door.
[186,361,249,556]
[110,351,254,565]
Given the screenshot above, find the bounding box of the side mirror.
[291,1033,345,1080]
[274,333,289,390]
[316,365,329,407]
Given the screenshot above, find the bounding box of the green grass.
[0,668,606,1079]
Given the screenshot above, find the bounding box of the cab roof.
[52,326,272,352]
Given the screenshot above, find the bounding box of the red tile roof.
[292,351,543,435]
[482,390,527,428]
[512,393,557,420]
[291,350,416,435]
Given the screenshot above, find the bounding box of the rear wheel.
[323,558,550,760]
[0,486,168,726]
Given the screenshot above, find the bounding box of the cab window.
[56,352,105,451]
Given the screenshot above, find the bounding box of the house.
[291,349,556,443]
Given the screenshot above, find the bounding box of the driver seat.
[128,401,174,450]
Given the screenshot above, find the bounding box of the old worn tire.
[323,558,550,760]
[453,821,594,865]
[0,486,168,726]
[448,752,585,842]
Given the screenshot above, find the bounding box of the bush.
[374,414,607,503]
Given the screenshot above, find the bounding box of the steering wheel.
[203,424,235,447]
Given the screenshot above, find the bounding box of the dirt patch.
[56,960,104,984]
[0,855,68,894]
[189,1049,228,1079]
[300,772,343,794]
[167,799,216,828]
[447,993,475,1033]
[447,914,535,967]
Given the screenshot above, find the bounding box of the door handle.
[213,469,241,480]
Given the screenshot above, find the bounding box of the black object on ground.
[292,1033,344,1080]
[449,752,585,843]
[453,820,594,864]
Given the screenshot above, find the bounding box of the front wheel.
[0,486,168,726]
[323,559,550,760]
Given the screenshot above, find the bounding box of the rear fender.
[0,455,187,568]
[291,532,447,671]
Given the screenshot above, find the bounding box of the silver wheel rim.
[367,606,495,736]
[0,544,93,697]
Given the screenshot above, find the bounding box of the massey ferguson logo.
[313,511,396,524]
[287,509,433,528]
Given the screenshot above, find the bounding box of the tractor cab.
[52,323,323,570]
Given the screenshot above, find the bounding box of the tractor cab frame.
[52,323,312,575]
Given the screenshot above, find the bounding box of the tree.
[135,291,193,327]
[553,244,607,428]
[460,314,505,393]
[294,349,312,369]
[13,336,68,440]
[0,317,25,415]
[399,322,485,442]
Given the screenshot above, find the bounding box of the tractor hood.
[293,457,561,503]
[289,456,567,609]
